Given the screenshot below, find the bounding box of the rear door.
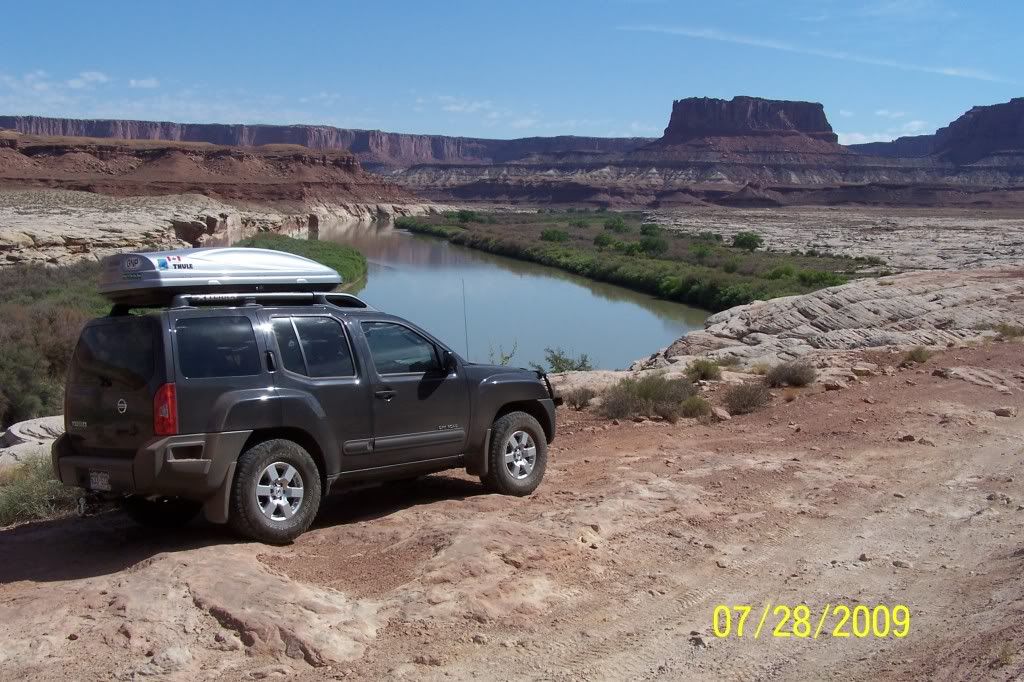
[355,319,470,464]
[65,315,165,457]
[264,311,374,472]
[168,309,272,434]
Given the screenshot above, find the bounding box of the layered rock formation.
[660,96,838,144]
[0,115,647,171]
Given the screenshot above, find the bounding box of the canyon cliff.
[660,96,838,144]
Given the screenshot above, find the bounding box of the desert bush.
[722,259,739,274]
[564,386,597,411]
[603,216,629,233]
[766,264,796,280]
[640,224,661,236]
[540,229,569,243]
[715,355,741,368]
[686,358,722,381]
[0,456,80,526]
[679,395,712,418]
[904,346,932,364]
[691,244,711,263]
[532,347,593,373]
[750,362,771,375]
[994,322,1024,339]
[240,233,367,283]
[593,233,614,249]
[600,374,696,423]
[732,231,764,251]
[723,381,771,414]
[568,218,589,229]
[696,231,723,242]
[766,360,817,387]
[796,269,847,287]
[639,235,670,257]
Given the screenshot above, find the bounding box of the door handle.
[375,389,396,401]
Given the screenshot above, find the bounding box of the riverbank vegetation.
[396,211,885,312]
[0,236,366,428]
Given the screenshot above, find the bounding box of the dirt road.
[1,343,1022,680]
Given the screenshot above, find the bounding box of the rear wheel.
[481,411,548,496]
[122,496,202,529]
[228,439,322,544]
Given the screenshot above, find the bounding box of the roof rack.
[109,291,371,316]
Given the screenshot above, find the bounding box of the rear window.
[70,318,157,389]
[175,316,260,379]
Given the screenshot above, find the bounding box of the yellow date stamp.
[712,603,911,639]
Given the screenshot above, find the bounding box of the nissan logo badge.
[116,398,127,414]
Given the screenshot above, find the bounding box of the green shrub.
[568,218,589,229]
[564,387,597,411]
[640,224,661,236]
[686,358,722,381]
[239,233,367,283]
[540,229,570,243]
[696,231,723,242]
[603,216,629,233]
[732,231,764,251]
[796,269,846,287]
[766,360,817,387]
[723,381,771,414]
[691,244,711,263]
[533,347,593,373]
[722,259,739,274]
[766,264,796,280]
[600,374,697,423]
[904,346,932,364]
[593,233,614,249]
[639,235,670,257]
[456,209,482,223]
[679,395,712,418]
[0,456,81,526]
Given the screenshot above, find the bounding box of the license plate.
[88,470,112,492]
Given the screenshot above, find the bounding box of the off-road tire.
[481,411,548,496]
[122,496,202,529]
[228,439,322,544]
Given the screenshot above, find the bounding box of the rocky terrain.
[2,336,1022,680]
[0,131,441,264]
[650,205,1024,270]
[7,96,1024,207]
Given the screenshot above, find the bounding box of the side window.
[175,316,260,378]
[271,318,307,375]
[293,317,355,377]
[361,321,440,374]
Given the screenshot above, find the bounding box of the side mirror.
[441,349,458,374]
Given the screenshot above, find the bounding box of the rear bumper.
[51,430,251,501]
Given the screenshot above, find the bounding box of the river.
[317,220,708,370]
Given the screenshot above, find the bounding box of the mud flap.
[202,461,236,524]
[465,428,492,477]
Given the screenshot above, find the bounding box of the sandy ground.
[1,341,1022,680]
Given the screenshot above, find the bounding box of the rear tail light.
[153,383,178,436]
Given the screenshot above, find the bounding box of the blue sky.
[1,0,1019,144]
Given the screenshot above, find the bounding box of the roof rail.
[168,291,372,310]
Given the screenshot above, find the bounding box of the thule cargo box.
[99,247,342,305]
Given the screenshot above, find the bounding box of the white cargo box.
[99,247,342,305]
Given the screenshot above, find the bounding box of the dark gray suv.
[52,292,559,543]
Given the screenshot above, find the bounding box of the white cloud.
[438,95,494,114]
[510,117,539,129]
[617,25,1011,83]
[900,119,930,133]
[67,70,110,89]
[838,119,931,145]
[875,109,906,118]
[128,77,159,89]
[838,109,854,117]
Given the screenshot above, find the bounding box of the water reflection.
[317,219,707,370]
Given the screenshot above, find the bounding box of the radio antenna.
[462,277,471,358]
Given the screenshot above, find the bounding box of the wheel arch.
[241,427,328,487]
[493,400,554,443]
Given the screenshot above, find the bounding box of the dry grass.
[600,374,697,423]
[993,322,1024,339]
[723,381,772,415]
[904,346,932,364]
[750,362,771,376]
[766,360,817,387]
[0,456,80,527]
[564,387,597,411]
[679,395,712,418]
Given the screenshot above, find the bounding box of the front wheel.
[228,439,322,544]
[481,411,548,496]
